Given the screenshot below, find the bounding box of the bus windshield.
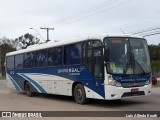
[104,37,151,75]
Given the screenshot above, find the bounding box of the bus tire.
[25,82,34,97]
[74,84,87,104]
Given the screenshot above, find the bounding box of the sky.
[0,0,160,45]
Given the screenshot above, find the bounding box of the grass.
[0,76,6,80]
[152,81,160,87]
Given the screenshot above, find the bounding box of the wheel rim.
[76,88,83,100]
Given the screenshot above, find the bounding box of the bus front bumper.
[104,84,151,100]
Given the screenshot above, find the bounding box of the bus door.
[85,40,104,87]
[93,48,104,80]
[93,47,104,97]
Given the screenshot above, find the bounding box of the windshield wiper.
[123,58,146,75]
[129,51,146,74]
[133,59,146,74]
[123,62,130,74]
[126,39,146,75]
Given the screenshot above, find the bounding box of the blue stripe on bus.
[19,73,47,93]
[7,74,22,92]
[13,66,105,98]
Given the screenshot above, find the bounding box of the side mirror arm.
[104,47,109,62]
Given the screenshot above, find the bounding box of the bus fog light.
[111,94,116,97]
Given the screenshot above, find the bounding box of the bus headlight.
[108,78,122,87]
[145,79,151,85]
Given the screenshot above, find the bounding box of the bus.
[6,35,152,104]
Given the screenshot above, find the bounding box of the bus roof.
[6,34,143,56]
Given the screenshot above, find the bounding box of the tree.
[0,37,16,76]
[149,44,160,60]
[149,44,160,77]
[15,33,40,49]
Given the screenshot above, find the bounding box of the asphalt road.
[0,80,160,120]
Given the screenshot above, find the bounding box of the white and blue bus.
[6,35,152,104]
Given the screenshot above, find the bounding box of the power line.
[131,28,160,35]
[127,25,160,37]
[139,30,160,36]
[111,17,160,34]
[55,0,118,24]
[55,0,134,28]
[143,32,160,38]
[123,24,160,36]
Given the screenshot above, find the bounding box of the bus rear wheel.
[25,82,34,97]
[74,84,87,104]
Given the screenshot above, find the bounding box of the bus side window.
[24,52,35,68]
[35,50,48,67]
[64,43,82,65]
[48,47,62,66]
[15,54,23,69]
[6,56,14,70]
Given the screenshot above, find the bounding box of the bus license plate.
[131,88,139,92]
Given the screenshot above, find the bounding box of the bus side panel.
[7,66,105,99]
[62,80,74,96]
[6,69,39,93]
[6,71,17,91]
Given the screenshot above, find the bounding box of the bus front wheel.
[25,82,34,97]
[74,84,87,104]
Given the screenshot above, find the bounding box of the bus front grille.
[121,82,145,88]
[122,91,145,98]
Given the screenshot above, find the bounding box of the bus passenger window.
[64,43,82,65]
[24,52,35,68]
[6,56,14,70]
[35,50,48,67]
[48,47,62,66]
[15,54,23,69]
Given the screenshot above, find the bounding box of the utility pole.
[40,27,54,42]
